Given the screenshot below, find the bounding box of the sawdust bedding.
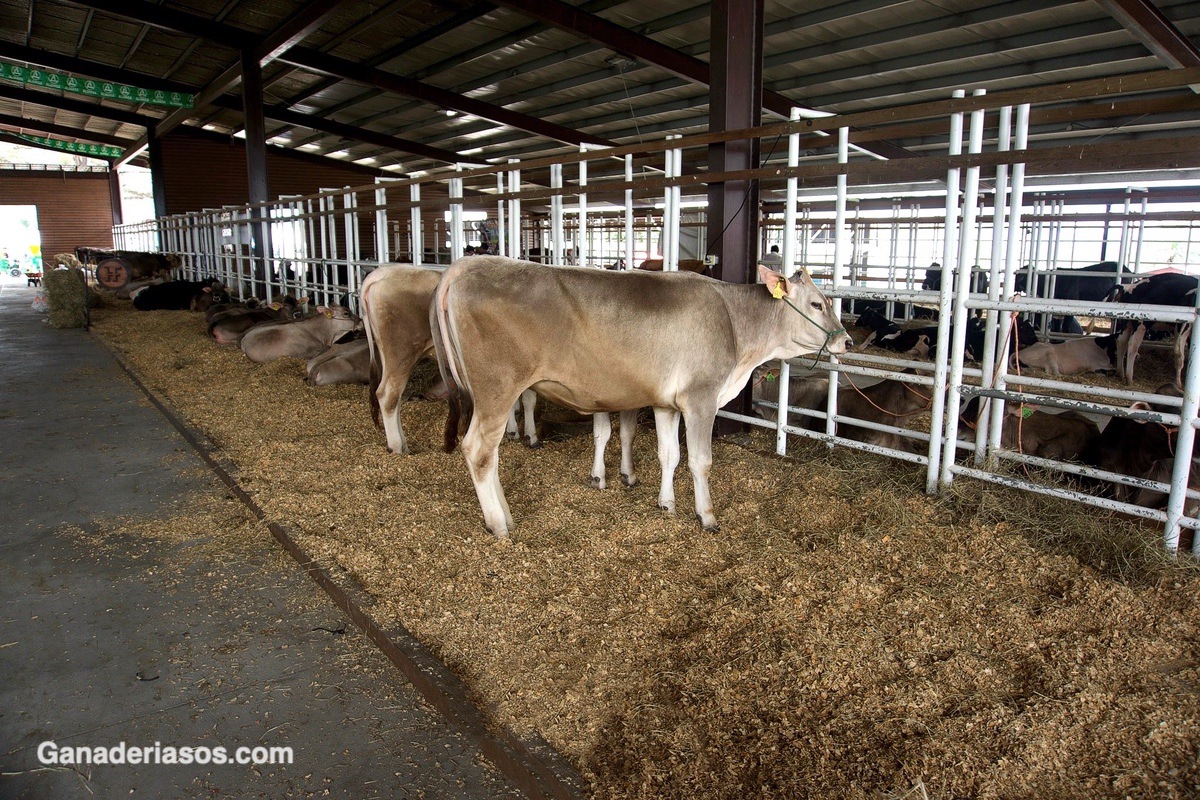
[90,302,1199,800]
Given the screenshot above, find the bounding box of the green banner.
[0,60,193,108]
[14,134,123,159]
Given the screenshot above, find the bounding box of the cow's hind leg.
[619,409,639,487]
[590,413,611,489]
[654,408,681,513]
[379,355,419,454]
[461,408,515,537]
[1175,323,1191,390]
[682,406,719,531]
[521,389,540,448]
[1124,322,1148,386]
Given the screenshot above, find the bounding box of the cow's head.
[759,265,851,357]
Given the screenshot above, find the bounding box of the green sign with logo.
[0,60,193,107]
[14,134,123,159]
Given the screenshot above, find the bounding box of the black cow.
[1015,261,1131,334]
[133,278,228,312]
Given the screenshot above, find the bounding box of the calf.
[306,337,370,386]
[209,301,301,345]
[1013,334,1116,375]
[960,398,1099,461]
[240,306,361,363]
[1081,403,1178,502]
[433,256,850,536]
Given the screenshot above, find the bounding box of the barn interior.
[1,1,1200,798]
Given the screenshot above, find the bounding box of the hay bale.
[44,268,89,328]
[52,252,84,270]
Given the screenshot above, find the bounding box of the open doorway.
[0,205,42,279]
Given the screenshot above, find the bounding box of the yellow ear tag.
[268,302,281,310]
[770,283,786,300]
[324,309,333,318]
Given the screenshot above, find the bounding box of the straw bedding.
[90,302,1199,799]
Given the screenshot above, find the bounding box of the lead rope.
[778,295,848,370]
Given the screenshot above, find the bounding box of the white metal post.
[497,170,506,258]
[578,144,589,267]
[449,166,465,263]
[550,162,564,264]
[663,137,675,270]
[974,104,1012,465]
[940,89,987,488]
[410,183,422,265]
[926,89,966,494]
[374,178,392,263]
[624,154,635,269]
[824,127,850,445]
[776,108,801,456]
[508,159,521,259]
[987,103,1030,460]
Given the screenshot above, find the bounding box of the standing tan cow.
[362,264,641,482]
[433,255,850,537]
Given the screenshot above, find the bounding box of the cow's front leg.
[683,406,719,531]
[653,408,681,513]
[590,413,611,488]
[618,408,639,487]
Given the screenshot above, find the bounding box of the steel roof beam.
[1094,0,1200,68]
[279,47,614,148]
[63,0,253,49]
[489,0,810,121]
[0,112,131,148]
[0,84,156,127]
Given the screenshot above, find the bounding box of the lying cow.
[961,398,1098,461]
[754,369,932,452]
[1081,399,1183,502]
[133,278,227,311]
[209,299,307,345]
[433,256,851,536]
[240,306,361,363]
[306,337,370,386]
[1013,334,1116,375]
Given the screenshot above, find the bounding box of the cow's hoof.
[703,522,721,533]
[658,504,675,514]
[589,475,604,489]
[505,432,519,441]
[621,473,639,488]
[526,439,543,449]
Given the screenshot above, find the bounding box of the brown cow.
[306,337,370,386]
[240,306,360,363]
[433,256,850,536]
[636,258,708,274]
[363,263,641,482]
[360,265,444,454]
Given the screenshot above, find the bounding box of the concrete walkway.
[0,279,523,799]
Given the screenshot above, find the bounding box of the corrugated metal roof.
[0,0,1196,177]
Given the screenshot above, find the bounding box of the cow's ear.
[203,287,212,294]
[1130,401,1152,411]
[759,266,791,299]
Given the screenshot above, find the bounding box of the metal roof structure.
[0,0,1198,181]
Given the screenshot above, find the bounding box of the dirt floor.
[90,301,1200,800]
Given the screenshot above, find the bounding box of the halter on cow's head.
[758,265,852,358]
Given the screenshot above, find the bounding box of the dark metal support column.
[108,168,123,226]
[241,48,271,291]
[707,0,764,433]
[147,134,167,255]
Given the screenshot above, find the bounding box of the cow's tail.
[1104,283,1125,303]
[430,270,473,453]
[360,276,384,431]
